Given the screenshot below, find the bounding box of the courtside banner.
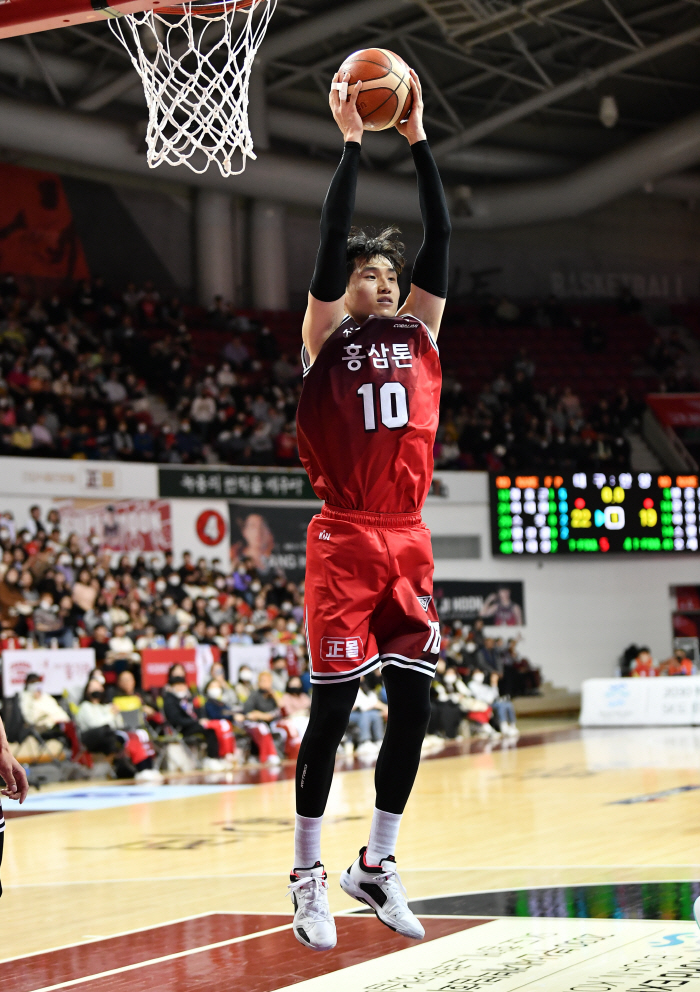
[159,467,316,501]
[2,647,95,698]
[141,646,220,691]
[580,676,700,726]
[433,580,525,625]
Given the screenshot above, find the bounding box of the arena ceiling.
[1,0,699,185]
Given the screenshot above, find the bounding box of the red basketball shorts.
[304,504,441,685]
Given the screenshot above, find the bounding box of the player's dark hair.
[346,226,406,282]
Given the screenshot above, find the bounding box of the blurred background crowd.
[0,273,695,471]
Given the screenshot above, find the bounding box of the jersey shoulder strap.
[400,313,439,354]
[301,315,357,376]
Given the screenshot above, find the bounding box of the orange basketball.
[337,48,413,131]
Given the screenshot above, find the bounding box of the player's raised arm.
[302,71,363,364]
[396,71,451,340]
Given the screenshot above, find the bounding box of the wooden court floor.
[2,722,700,990]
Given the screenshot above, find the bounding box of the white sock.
[366,807,402,865]
[294,813,323,869]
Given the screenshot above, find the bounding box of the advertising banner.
[227,644,273,683]
[0,457,158,499]
[580,677,700,726]
[646,394,700,428]
[57,499,171,554]
[228,501,318,581]
[2,647,95,698]
[433,580,525,625]
[159,467,316,501]
[169,499,231,567]
[141,646,220,691]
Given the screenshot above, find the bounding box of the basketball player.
[288,68,450,951]
[0,711,29,894]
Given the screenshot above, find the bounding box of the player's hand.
[395,69,427,145]
[329,70,364,144]
[0,744,29,804]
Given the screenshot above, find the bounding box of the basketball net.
[109,0,276,177]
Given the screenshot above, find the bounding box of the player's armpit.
[398,285,446,340]
[302,292,347,364]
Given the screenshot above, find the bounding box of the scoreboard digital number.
[490,471,700,556]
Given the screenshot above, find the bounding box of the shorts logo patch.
[321,636,364,661]
[417,595,432,612]
[318,530,331,541]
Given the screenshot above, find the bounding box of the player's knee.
[411,693,432,734]
[312,702,354,743]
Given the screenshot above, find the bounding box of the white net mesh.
[109,0,277,177]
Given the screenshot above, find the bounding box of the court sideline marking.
[19,922,294,992]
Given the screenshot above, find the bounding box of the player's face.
[345,256,400,322]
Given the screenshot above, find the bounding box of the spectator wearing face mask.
[426,659,464,744]
[280,676,311,738]
[348,677,387,757]
[19,673,68,737]
[270,657,289,696]
[468,669,518,737]
[76,678,126,755]
[208,662,238,710]
[242,670,284,766]
[32,592,68,646]
[162,665,227,770]
[235,666,254,703]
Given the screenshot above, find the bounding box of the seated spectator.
[207,661,239,710]
[32,592,70,647]
[348,677,387,756]
[235,665,255,703]
[270,656,289,696]
[242,669,284,766]
[162,665,226,770]
[661,649,694,676]
[110,669,161,780]
[280,675,311,738]
[76,678,126,756]
[110,669,156,721]
[468,670,518,736]
[426,660,464,744]
[629,647,658,677]
[107,623,139,672]
[72,569,98,615]
[19,673,68,738]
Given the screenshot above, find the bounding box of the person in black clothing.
[161,665,221,760]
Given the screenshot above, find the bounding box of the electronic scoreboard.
[490,471,700,556]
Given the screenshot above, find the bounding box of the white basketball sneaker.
[288,862,337,951]
[694,895,700,930]
[340,847,425,940]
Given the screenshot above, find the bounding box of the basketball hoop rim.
[0,0,264,41]
[156,0,260,13]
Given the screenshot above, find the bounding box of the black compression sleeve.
[410,139,451,299]
[309,141,361,302]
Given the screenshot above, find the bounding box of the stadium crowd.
[0,274,690,471]
[0,504,544,775]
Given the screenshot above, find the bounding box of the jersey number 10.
[357,382,409,432]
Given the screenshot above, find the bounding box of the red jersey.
[297,313,441,513]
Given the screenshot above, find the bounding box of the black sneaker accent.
[296,926,310,944]
[360,881,388,907]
